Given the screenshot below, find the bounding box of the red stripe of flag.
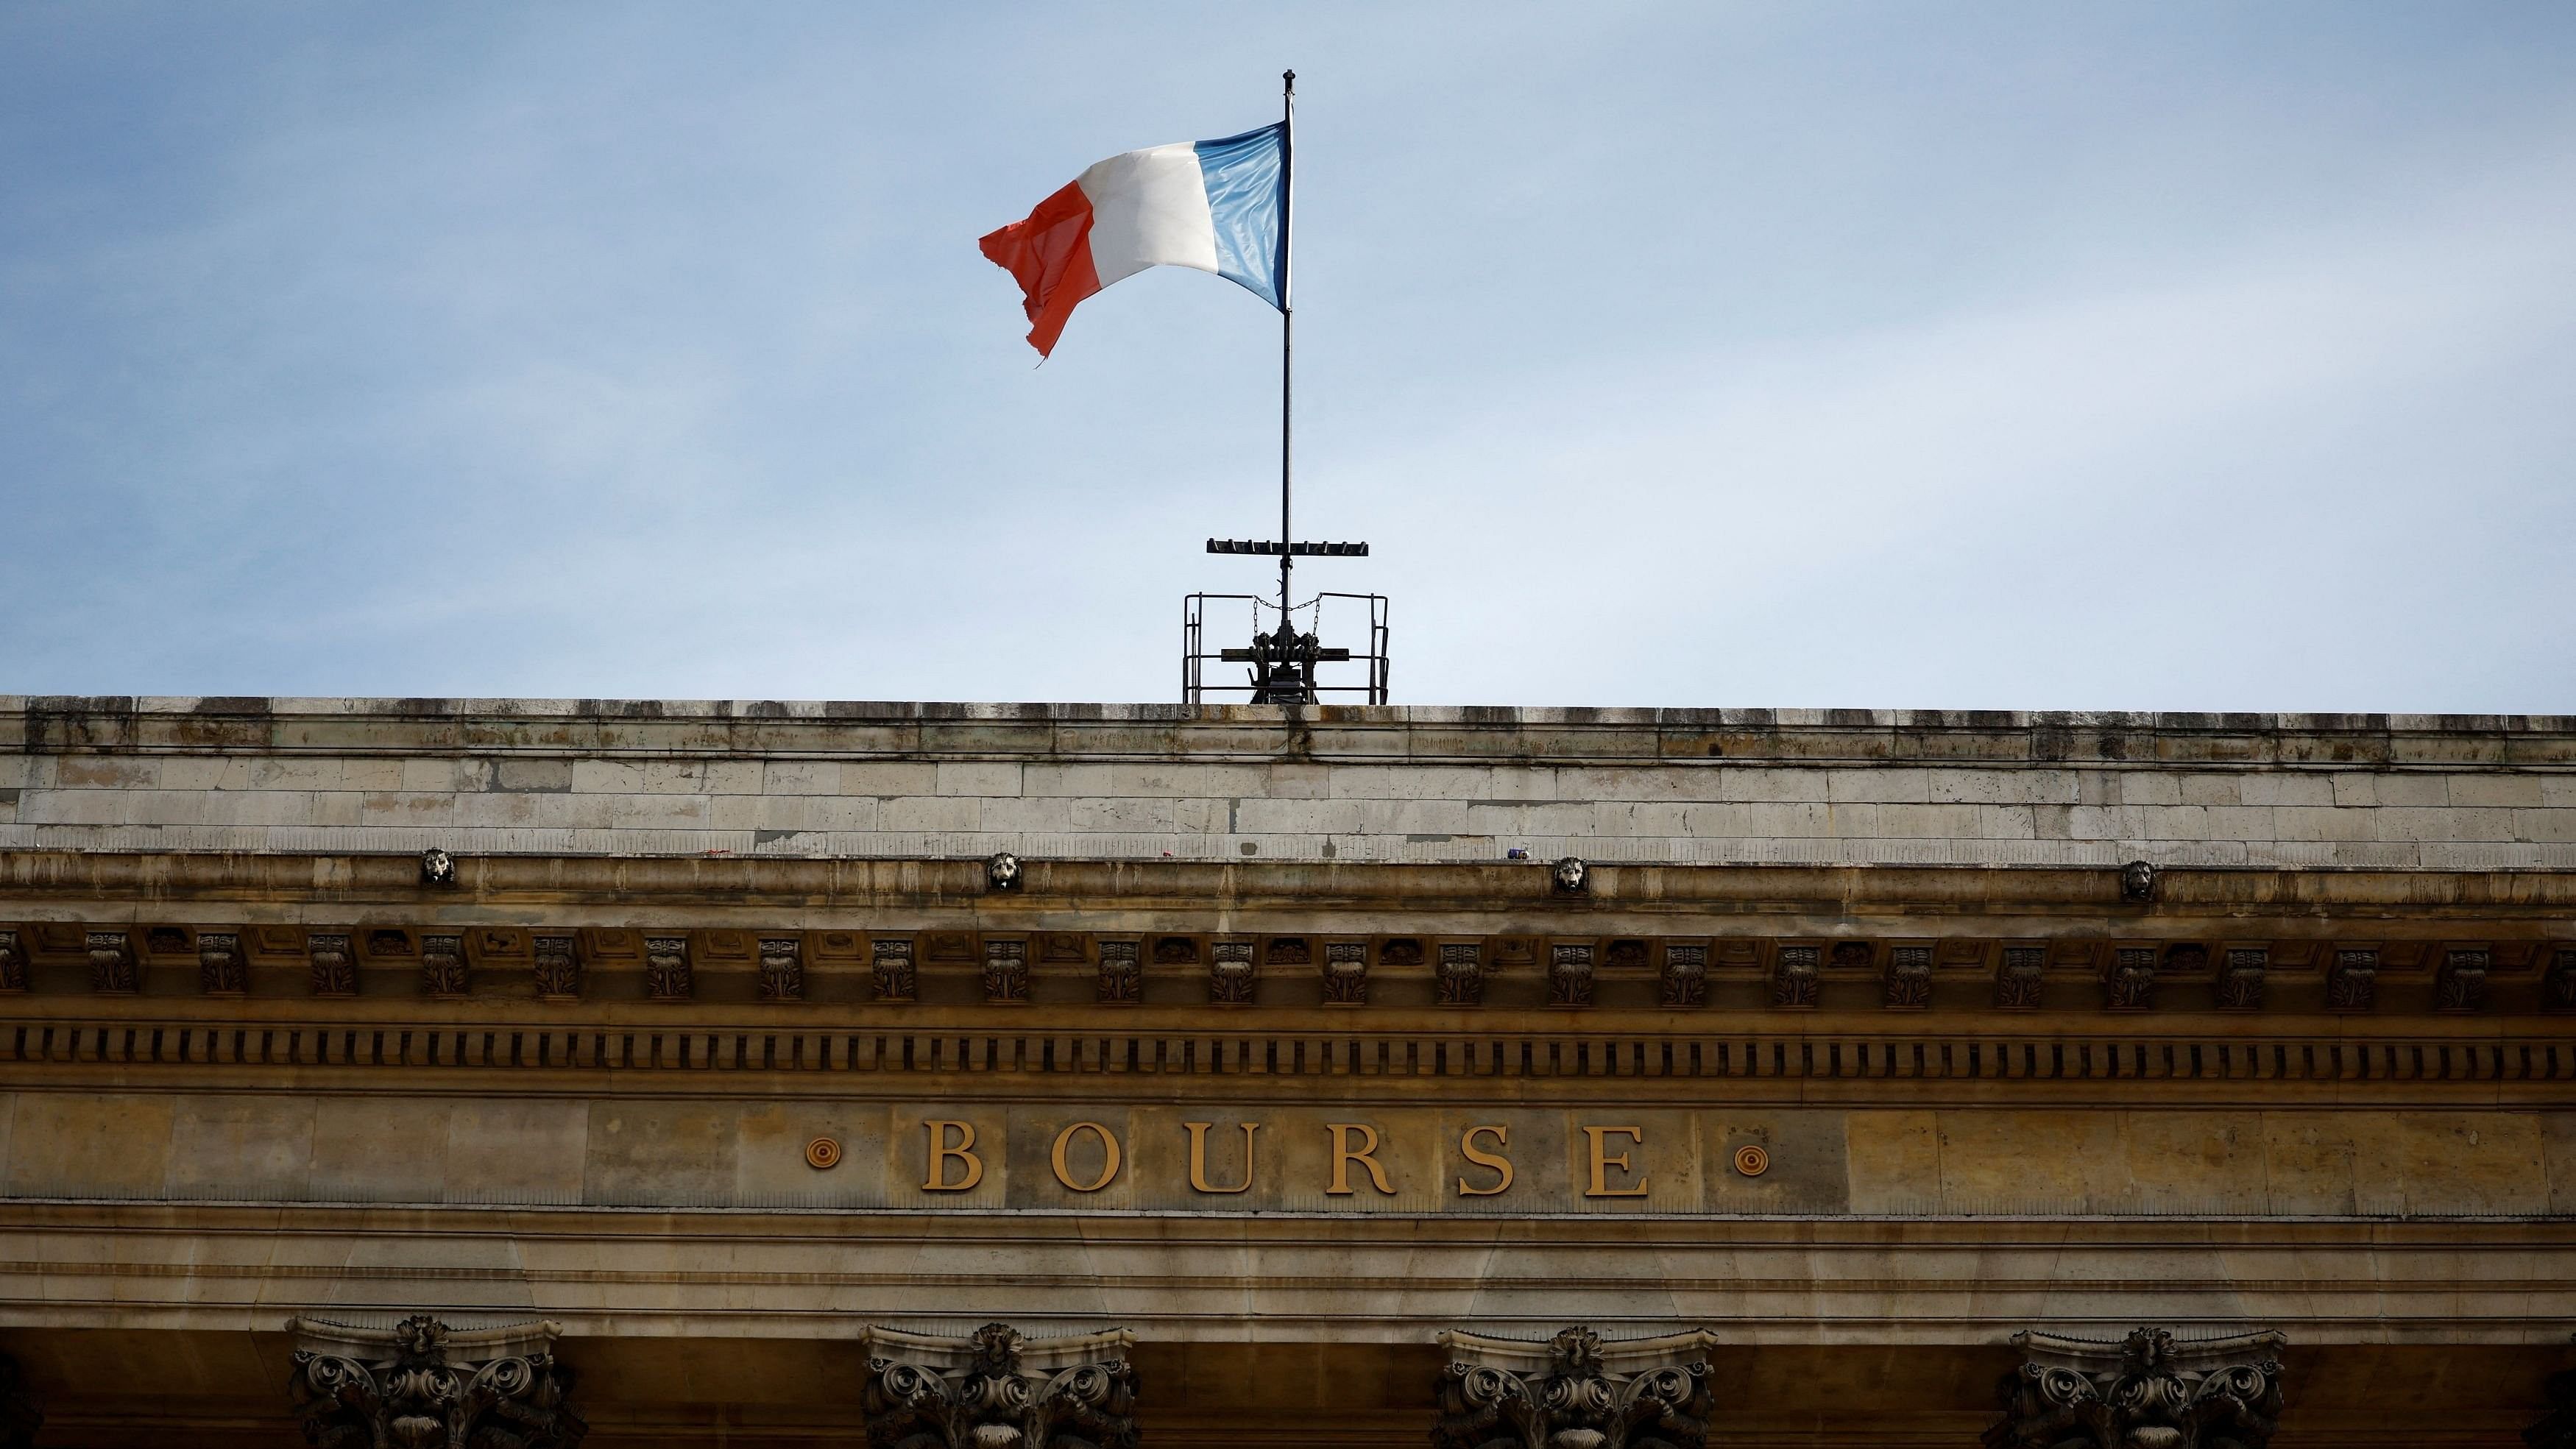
[978,181,1103,358]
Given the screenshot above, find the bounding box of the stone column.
[0,1354,40,1449]
[2530,1364,2576,1449]
[286,1314,586,1448]
[1433,1326,1716,1449]
[860,1322,1138,1449]
[1984,1327,2285,1449]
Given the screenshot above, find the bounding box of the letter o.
[1050,1121,1122,1192]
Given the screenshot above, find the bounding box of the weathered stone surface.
[7,699,2574,866]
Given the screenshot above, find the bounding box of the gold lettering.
[1184,1120,1259,1194]
[1049,1121,1122,1192]
[1456,1124,1513,1196]
[1326,1122,1395,1195]
[921,1119,985,1191]
[1583,1125,1648,1197]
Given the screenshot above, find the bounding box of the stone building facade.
[0,697,2569,1446]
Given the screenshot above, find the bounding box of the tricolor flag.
[980,122,1289,357]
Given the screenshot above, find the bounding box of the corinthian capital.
[1434,1326,1715,1449]
[1985,1327,2284,1449]
[860,1322,1137,1449]
[286,1314,585,1449]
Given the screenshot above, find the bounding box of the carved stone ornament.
[0,1353,39,1449]
[1660,944,1708,1008]
[1996,946,2045,1010]
[1432,1325,1716,1449]
[872,938,918,1003]
[760,936,807,1002]
[413,934,465,999]
[1209,940,1256,1005]
[286,1314,586,1449]
[2121,860,2158,903]
[1551,857,1589,895]
[982,939,1030,1004]
[1883,945,1933,1010]
[643,935,693,1002]
[986,851,1022,893]
[2326,948,2379,1012]
[2527,1361,2576,1449]
[2214,948,2267,1011]
[0,931,24,994]
[303,932,356,998]
[533,934,581,1002]
[2106,948,2158,1013]
[2437,947,2490,1013]
[1437,942,1485,1007]
[1984,1326,2285,1449]
[1380,938,1425,968]
[1322,940,1369,1005]
[420,846,458,888]
[198,930,248,996]
[1769,946,1820,1010]
[2547,948,2576,1014]
[88,930,138,994]
[1097,940,1142,1005]
[1549,943,1596,1007]
[858,1322,1137,1449]
[1266,937,1312,966]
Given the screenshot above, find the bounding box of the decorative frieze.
[415,934,467,999]
[2214,948,2266,1010]
[1097,940,1142,1005]
[859,1322,1136,1449]
[2437,948,2490,1013]
[1549,943,1596,1007]
[2106,948,2157,1012]
[1322,940,1369,1005]
[533,934,580,1002]
[88,930,137,994]
[981,939,1028,1005]
[1433,1325,1714,1449]
[1883,945,1932,1010]
[2326,948,2379,1012]
[0,932,23,994]
[1770,945,1819,1010]
[307,932,356,998]
[286,1314,585,1449]
[643,935,692,1002]
[1660,943,1707,1007]
[1209,940,1256,1005]
[871,938,917,1003]
[760,935,806,1002]
[1437,942,1485,1007]
[1985,1327,2284,1449]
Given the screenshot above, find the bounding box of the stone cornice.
[10,697,2576,765]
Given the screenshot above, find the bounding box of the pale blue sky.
[4,3,2572,709]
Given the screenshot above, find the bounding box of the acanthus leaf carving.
[1097,940,1142,1005]
[760,936,806,1003]
[286,1313,585,1449]
[1434,1326,1713,1449]
[1769,946,1819,1010]
[197,930,247,996]
[643,935,692,1002]
[1549,943,1596,1008]
[981,939,1028,1005]
[532,934,580,1002]
[1984,1326,2284,1449]
[1437,942,1485,1007]
[2437,947,2490,1013]
[1321,941,1369,1005]
[1883,945,1932,1010]
[2326,948,2378,1012]
[1659,944,1707,1009]
[871,938,918,1004]
[1208,940,1256,1005]
[88,930,138,995]
[860,1322,1136,1449]
[1995,946,2045,1010]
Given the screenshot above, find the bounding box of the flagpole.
[1278,69,1295,634]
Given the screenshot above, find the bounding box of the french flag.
[980,122,1288,357]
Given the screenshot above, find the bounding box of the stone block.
[937,761,1025,797]
[585,1100,741,1207]
[2178,774,2241,806]
[1827,768,1930,804]
[493,758,573,793]
[447,1100,587,1202]
[311,1098,453,1202]
[1716,768,1831,804]
[2234,773,2335,807]
[2368,772,2452,807]
[166,1097,316,1199]
[570,759,646,794]
[840,761,941,796]
[2113,772,2182,806]
[7,1094,173,1198]
[2446,773,2543,807]
[2379,807,2512,842]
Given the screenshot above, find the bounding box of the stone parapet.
[4,699,2574,867]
